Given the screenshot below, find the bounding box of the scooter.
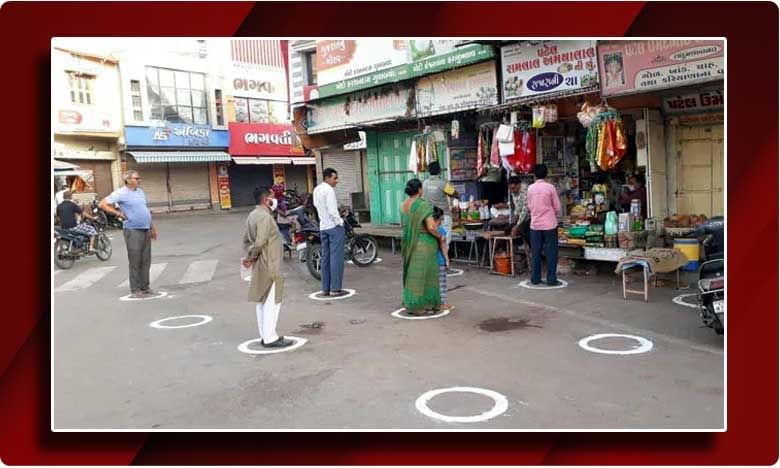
[695,216,725,335]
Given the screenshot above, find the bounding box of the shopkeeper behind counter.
[619,174,648,219]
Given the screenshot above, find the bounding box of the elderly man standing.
[100,170,158,299]
[242,187,293,348]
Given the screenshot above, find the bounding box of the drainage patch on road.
[415,386,509,423]
[672,293,699,309]
[347,258,383,265]
[149,315,213,329]
[308,289,356,301]
[297,321,325,335]
[391,308,451,320]
[237,336,307,355]
[478,317,542,332]
[518,279,568,290]
[578,333,654,355]
[120,291,169,301]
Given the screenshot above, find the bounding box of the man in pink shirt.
[526,164,562,286]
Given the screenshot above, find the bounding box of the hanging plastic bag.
[545,104,558,123]
[497,124,515,156]
[532,106,546,128]
[408,140,418,173]
[240,260,252,281]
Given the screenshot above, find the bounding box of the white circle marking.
[120,291,169,301]
[391,308,451,320]
[415,386,509,423]
[673,293,699,309]
[237,336,307,355]
[347,258,383,265]
[447,269,464,277]
[308,289,356,301]
[149,315,213,329]
[578,333,654,355]
[518,279,569,290]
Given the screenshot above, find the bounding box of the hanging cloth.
[408,140,418,173]
[511,128,536,174]
[476,130,486,176]
[489,128,501,167]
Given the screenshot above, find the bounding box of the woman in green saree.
[401,179,445,315]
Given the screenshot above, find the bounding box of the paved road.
[52,210,724,430]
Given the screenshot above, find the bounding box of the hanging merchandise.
[583,102,627,172]
[532,105,546,128]
[506,122,536,174]
[489,127,501,167]
[451,119,460,140]
[408,140,418,173]
[476,130,486,176]
[544,104,558,123]
[497,124,515,156]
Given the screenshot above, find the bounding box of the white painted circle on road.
[578,333,654,355]
[244,276,251,282]
[308,289,356,301]
[347,258,382,265]
[120,291,169,301]
[237,336,307,355]
[447,269,464,277]
[673,293,699,309]
[149,315,213,329]
[392,308,450,320]
[518,279,568,290]
[415,386,509,423]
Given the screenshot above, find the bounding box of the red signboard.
[229,122,304,156]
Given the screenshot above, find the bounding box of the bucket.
[495,253,512,275]
[674,238,700,272]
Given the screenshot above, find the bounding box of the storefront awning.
[232,157,316,166]
[53,159,80,170]
[128,151,232,163]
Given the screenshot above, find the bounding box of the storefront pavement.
[52,210,724,430]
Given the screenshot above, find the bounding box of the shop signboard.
[57,109,116,133]
[500,41,599,102]
[306,83,416,134]
[124,123,229,147]
[217,163,232,209]
[415,61,498,117]
[229,122,304,156]
[661,88,723,114]
[313,40,494,99]
[598,40,724,97]
[225,39,288,101]
[344,131,367,150]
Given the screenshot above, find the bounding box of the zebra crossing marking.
[117,263,168,289]
[54,266,117,292]
[179,259,219,284]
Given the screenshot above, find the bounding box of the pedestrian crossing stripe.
[179,259,218,284]
[117,263,167,289]
[54,266,118,292]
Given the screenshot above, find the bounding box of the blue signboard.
[125,124,229,148]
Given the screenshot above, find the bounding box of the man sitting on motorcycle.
[56,191,99,253]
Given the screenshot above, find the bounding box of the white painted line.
[244,275,251,282]
[308,289,356,301]
[54,266,117,292]
[415,386,509,423]
[119,291,169,301]
[149,315,213,329]
[447,269,464,277]
[518,279,569,290]
[578,333,654,355]
[117,263,167,289]
[179,259,218,284]
[392,308,451,320]
[237,336,307,355]
[347,258,383,265]
[673,293,699,309]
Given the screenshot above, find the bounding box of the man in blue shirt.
[100,170,158,299]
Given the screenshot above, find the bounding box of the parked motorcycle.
[53,218,113,270]
[91,198,123,230]
[278,203,318,258]
[302,207,378,280]
[695,216,725,335]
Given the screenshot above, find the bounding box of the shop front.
[228,122,314,207]
[123,123,230,213]
[314,132,367,210]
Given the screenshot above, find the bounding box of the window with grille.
[68,73,95,105]
[304,51,317,86]
[130,79,143,121]
[215,89,225,126]
[233,97,269,123]
[145,66,208,124]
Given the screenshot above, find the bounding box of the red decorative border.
[3,1,776,465]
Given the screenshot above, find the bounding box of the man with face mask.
[619,174,648,219]
[242,186,293,349]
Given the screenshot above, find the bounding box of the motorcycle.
[53,218,113,270]
[302,207,378,280]
[277,203,318,259]
[694,216,725,335]
[91,198,123,230]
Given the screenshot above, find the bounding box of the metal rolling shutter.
[126,159,169,211]
[168,162,211,211]
[228,164,273,207]
[321,150,362,208]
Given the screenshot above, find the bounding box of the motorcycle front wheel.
[350,235,378,267]
[96,233,112,261]
[54,239,75,270]
[306,243,323,280]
